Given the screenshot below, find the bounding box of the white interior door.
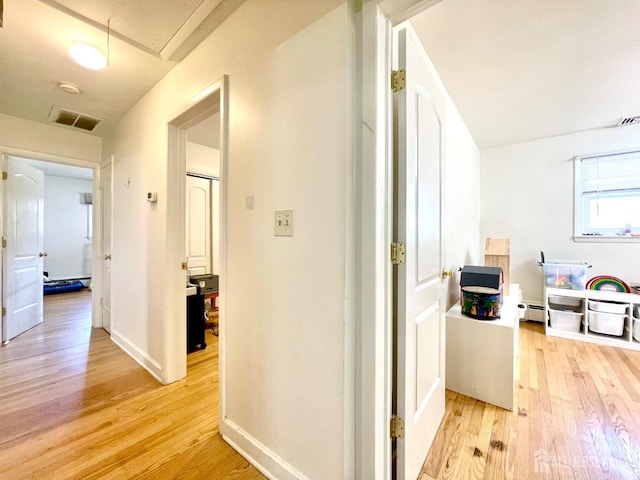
[2,157,45,341]
[394,26,447,480]
[186,175,212,276]
[101,161,112,334]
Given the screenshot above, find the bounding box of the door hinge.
[391,242,406,265]
[1,238,5,248]
[2,307,6,317]
[181,262,188,271]
[2,171,7,180]
[390,414,405,438]
[391,69,406,92]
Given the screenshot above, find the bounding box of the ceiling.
[0,0,638,150]
[411,0,640,149]
[0,0,244,137]
[188,113,221,149]
[16,156,93,180]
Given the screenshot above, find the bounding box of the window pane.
[577,151,640,237]
[582,153,640,193]
[585,194,640,231]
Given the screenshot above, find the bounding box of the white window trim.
[574,149,640,243]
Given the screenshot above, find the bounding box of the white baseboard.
[221,417,310,480]
[110,329,164,383]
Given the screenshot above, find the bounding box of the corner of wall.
[109,329,164,383]
[220,419,311,480]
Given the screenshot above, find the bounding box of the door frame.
[164,76,227,388]
[0,146,104,343]
[355,1,444,479]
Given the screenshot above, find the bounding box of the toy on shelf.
[586,275,631,293]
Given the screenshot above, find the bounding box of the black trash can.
[186,286,206,352]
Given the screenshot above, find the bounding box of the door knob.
[442,268,454,279]
[104,254,111,260]
[38,252,48,257]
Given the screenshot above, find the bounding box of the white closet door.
[186,175,212,276]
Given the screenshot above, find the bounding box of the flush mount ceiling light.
[69,41,107,70]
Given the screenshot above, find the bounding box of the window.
[574,150,640,241]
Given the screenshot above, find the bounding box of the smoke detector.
[58,82,81,94]
[617,116,640,127]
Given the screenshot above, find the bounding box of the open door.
[101,161,112,334]
[393,26,447,480]
[2,157,45,342]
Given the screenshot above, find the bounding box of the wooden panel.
[484,238,510,295]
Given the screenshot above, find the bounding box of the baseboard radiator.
[524,301,544,323]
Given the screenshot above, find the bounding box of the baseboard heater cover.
[526,302,544,323]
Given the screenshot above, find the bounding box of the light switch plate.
[274,209,293,236]
[246,196,255,210]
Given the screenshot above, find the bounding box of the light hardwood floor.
[420,321,640,480]
[0,290,265,480]
[3,293,640,479]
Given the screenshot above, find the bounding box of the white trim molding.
[110,329,163,383]
[220,418,312,480]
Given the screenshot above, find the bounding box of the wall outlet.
[274,209,293,236]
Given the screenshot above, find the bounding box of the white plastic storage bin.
[549,309,583,333]
[588,300,627,315]
[588,310,626,336]
[548,295,583,312]
[549,295,582,307]
[634,317,640,342]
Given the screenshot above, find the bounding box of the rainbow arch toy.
[585,275,631,293]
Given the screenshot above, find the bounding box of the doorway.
[352,3,452,479]
[185,111,221,279]
[185,112,221,358]
[0,153,103,344]
[164,76,227,385]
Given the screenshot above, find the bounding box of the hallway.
[0,290,264,480]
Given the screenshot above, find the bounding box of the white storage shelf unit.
[446,284,521,411]
[545,287,640,350]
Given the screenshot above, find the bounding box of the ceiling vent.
[617,116,640,127]
[48,105,103,132]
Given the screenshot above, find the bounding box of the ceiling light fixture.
[70,41,107,70]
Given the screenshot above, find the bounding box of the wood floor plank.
[0,291,265,480]
[4,295,640,479]
[421,321,640,480]
[436,394,477,478]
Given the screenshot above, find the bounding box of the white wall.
[481,123,640,303]
[43,175,93,280]
[186,142,219,177]
[442,91,481,306]
[103,1,349,479]
[0,113,101,162]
